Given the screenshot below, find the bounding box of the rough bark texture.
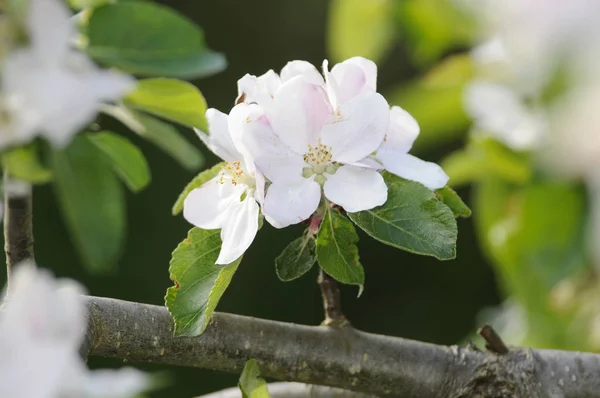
[3,174,34,284]
[86,296,600,398]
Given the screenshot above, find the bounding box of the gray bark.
[3,172,34,286]
[85,296,600,398]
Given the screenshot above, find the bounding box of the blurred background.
[1,0,508,396]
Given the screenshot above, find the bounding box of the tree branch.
[3,172,34,284]
[196,382,375,397]
[318,269,348,326]
[85,296,600,398]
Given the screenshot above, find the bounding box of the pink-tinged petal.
[217,196,259,265]
[271,76,332,154]
[322,59,342,110]
[321,91,389,164]
[28,0,74,63]
[194,109,241,162]
[183,176,242,230]
[379,106,420,155]
[324,165,387,212]
[263,177,321,228]
[335,57,378,91]
[280,60,325,85]
[378,152,449,190]
[329,62,368,103]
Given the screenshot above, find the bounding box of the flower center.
[218,161,253,188]
[302,140,338,184]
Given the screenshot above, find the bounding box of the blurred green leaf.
[387,54,474,151]
[435,186,471,218]
[87,131,151,192]
[473,179,587,346]
[348,173,457,260]
[69,0,115,9]
[124,78,208,130]
[86,1,226,78]
[275,234,317,282]
[165,228,241,337]
[397,0,475,65]
[442,136,531,187]
[172,162,225,215]
[51,135,125,272]
[238,359,270,398]
[2,144,52,184]
[327,0,396,63]
[316,207,364,286]
[102,104,204,171]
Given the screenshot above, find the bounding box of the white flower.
[464,80,546,151]
[323,57,449,190]
[238,74,390,228]
[185,107,265,264]
[1,0,134,149]
[0,262,149,398]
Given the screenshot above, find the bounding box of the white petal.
[280,60,325,85]
[28,0,74,63]
[464,81,538,150]
[330,59,375,103]
[183,176,242,230]
[338,56,378,91]
[263,178,321,228]
[90,69,136,102]
[217,196,259,264]
[349,156,383,170]
[236,70,281,108]
[321,91,389,164]
[379,106,420,154]
[254,152,305,183]
[270,76,332,154]
[194,109,241,162]
[83,368,150,398]
[378,152,449,190]
[324,165,387,212]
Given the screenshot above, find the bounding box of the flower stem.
[317,269,348,327]
[3,170,34,286]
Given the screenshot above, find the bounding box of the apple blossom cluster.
[0,263,150,398]
[0,0,134,149]
[183,57,449,265]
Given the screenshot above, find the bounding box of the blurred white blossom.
[0,0,134,149]
[0,262,150,398]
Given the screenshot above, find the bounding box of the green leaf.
[102,104,204,171]
[238,359,270,398]
[2,144,52,184]
[316,207,364,286]
[87,131,151,192]
[172,162,225,215]
[124,78,208,130]
[397,0,475,65]
[327,0,396,63]
[473,179,587,347]
[442,136,532,187]
[69,0,115,10]
[275,234,317,282]
[165,228,241,337]
[435,186,471,218]
[86,1,226,78]
[348,173,457,260]
[50,135,125,272]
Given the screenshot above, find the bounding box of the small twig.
[3,171,34,285]
[317,269,348,327]
[478,324,509,355]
